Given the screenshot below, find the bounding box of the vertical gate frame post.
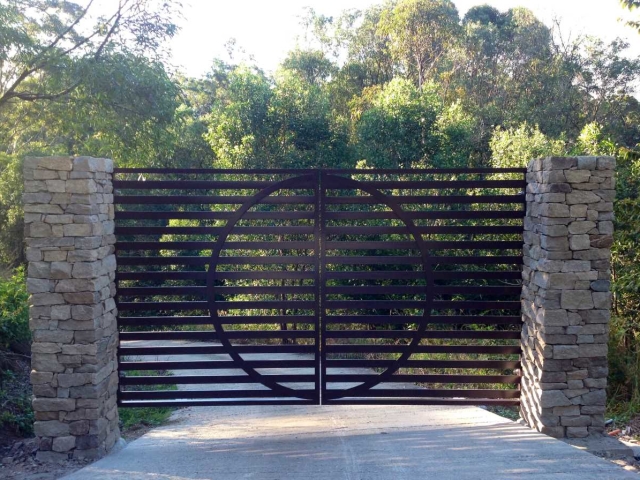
[24,156,120,460]
[521,156,615,438]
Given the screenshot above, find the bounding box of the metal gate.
[114,168,525,407]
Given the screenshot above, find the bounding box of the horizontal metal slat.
[324,271,522,281]
[325,345,521,354]
[325,300,521,310]
[324,211,524,221]
[323,315,522,325]
[119,360,317,371]
[115,195,315,205]
[117,256,316,266]
[348,180,526,189]
[114,180,277,189]
[324,195,524,205]
[325,359,520,369]
[118,286,316,297]
[323,330,520,340]
[429,255,522,265]
[120,374,315,385]
[116,271,316,281]
[119,390,316,400]
[119,399,317,407]
[323,399,520,406]
[116,211,315,220]
[118,315,316,326]
[323,286,521,296]
[325,256,422,265]
[119,345,315,356]
[114,167,526,174]
[324,374,520,384]
[323,389,520,399]
[113,179,525,190]
[117,241,315,251]
[115,226,314,235]
[324,241,522,250]
[118,300,316,311]
[327,226,522,236]
[119,330,315,341]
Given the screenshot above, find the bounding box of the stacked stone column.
[521,156,615,438]
[24,156,119,460]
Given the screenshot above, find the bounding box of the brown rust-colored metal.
[115,168,525,407]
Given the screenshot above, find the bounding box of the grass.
[487,405,520,421]
[118,369,178,433]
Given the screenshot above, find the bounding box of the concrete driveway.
[64,403,636,480]
[63,341,636,479]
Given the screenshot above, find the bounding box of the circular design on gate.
[205,173,433,401]
[321,174,433,400]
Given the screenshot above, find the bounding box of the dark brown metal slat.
[120,375,316,385]
[325,345,521,354]
[117,241,315,251]
[119,360,317,370]
[115,167,525,407]
[324,315,522,325]
[118,315,315,326]
[323,330,520,340]
[116,211,315,220]
[325,374,520,384]
[325,359,520,369]
[115,226,314,235]
[120,330,315,341]
[324,195,523,205]
[113,179,525,190]
[115,195,315,205]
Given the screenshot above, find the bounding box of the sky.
[168,0,640,78]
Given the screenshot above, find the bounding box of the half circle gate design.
[114,168,525,407]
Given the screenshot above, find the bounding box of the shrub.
[0,268,30,355]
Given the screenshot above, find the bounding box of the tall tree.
[0,0,180,110]
[378,0,461,89]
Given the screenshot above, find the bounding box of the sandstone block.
[565,170,590,183]
[561,291,594,310]
[34,421,70,437]
[52,436,76,453]
[540,390,572,408]
[566,191,600,204]
[568,221,596,235]
[569,234,590,251]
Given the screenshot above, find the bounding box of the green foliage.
[378,0,461,88]
[118,370,176,432]
[0,268,30,353]
[0,155,25,267]
[0,369,33,436]
[119,406,174,431]
[620,0,640,34]
[354,78,440,168]
[574,123,617,157]
[489,123,566,169]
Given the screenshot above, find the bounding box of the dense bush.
[0,268,33,436]
[0,268,30,355]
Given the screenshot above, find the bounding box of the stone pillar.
[23,156,119,461]
[520,156,615,438]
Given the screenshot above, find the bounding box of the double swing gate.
[114,168,526,407]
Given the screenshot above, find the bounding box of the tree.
[0,0,180,110]
[489,123,566,169]
[281,49,336,86]
[621,0,640,33]
[378,0,461,89]
[353,78,441,168]
[204,65,273,168]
